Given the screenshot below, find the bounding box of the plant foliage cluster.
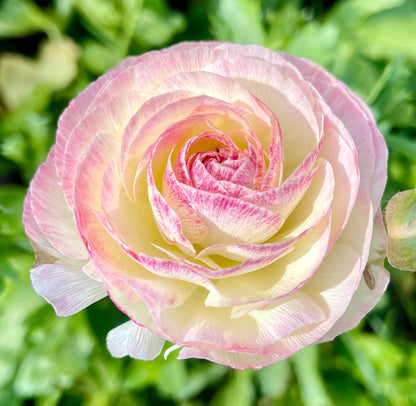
[0,0,415,405]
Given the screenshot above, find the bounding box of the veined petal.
[279,52,387,210]
[31,262,107,316]
[55,55,141,177]
[205,210,331,307]
[106,320,165,360]
[177,346,289,370]
[316,265,389,343]
[28,148,88,260]
[180,185,283,245]
[203,56,321,174]
[62,91,143,208]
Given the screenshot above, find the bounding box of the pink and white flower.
[23,42,389,369]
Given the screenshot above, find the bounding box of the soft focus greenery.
[1,0,415,405]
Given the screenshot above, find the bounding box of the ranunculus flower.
[23,42,389,369]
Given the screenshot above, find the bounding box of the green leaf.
[286,22,339,68]
[256,359,291,400]
[13,313,94,398]
[209,369,255,406]
[72,0,122,42]
[385,134,416,162]
[135,7,186,48]
[210,0,265,45]
[347,333,416,406]
[340,334,389,405]
[0,0,60,38]
[0,186,26,238]
[292,346,332,406]
[357,0,416,61]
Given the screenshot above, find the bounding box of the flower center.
[189,146,256,193]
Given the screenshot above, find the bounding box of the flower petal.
[31,262,107,316]
[106,320,165,360]
[28,148,88,260]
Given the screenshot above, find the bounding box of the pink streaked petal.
[243,136,324,213]
[150,239,292,280]
[280,53,387,210]
[204,248,294,281]
[203,57,321,174]
[205,210,331,308]
[23,189,61,259]
[254,100,283,189]
[135,254,218,294]
[247,290,326,341]
[74,141,201,312]
[31,262,107,316]
[179,184,283,245]
[106,320,164,360]
[99,47,233,104]
[54,55,139,177]
[106,265,199,311]
[273,159,334,240]
[274,190,374,353]
[314,125,359,246]
[62,91,142,207]
[154,70,270,124]
[120,90,193,198]
[147,163,195,255]
[29,148,88,260]
[198,240,294,262]
[74,132,119,213]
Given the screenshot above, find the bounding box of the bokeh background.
[1,0,416,405]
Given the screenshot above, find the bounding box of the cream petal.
[203,56,321,174]
[279,53,387,210]
[153,288,323,352]
[316,265,389,343]
[205,211,331,307]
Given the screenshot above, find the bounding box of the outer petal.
[31,262,107,316]
[279,52,387,210]
[316,265,389,343]
[27,148,88,260]
[106,320,165,360]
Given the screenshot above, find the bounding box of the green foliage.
[0,0,415,404]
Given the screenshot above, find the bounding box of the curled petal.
[107,320,165,360]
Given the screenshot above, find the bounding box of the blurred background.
[0,0,416,405]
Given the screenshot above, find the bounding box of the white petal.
[30,263,107,316]
[106,320,165,360]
